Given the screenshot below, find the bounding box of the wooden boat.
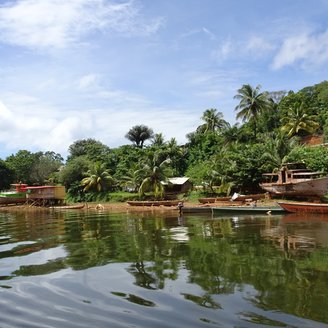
[260,162,328,198]
[199,193,266,204]
[0,183,27,205]
[277,201,328,213]
[199,197,230,204]
[127,200,181,207]
[49,204,85,210]
[0,194,26,205]
[212,205,285,215]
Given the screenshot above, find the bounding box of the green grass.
[67,190,209,203]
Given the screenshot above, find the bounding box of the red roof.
[25,186,57,190]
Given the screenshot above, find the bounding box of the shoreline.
[0,198,281,213]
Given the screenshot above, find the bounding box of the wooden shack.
[162,177,193,195]
[26,185,66,206]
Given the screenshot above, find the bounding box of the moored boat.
[199,197,230,204]
[212,205,285,215]
[49,204,85,210]
[277,201,328,214]
[127,200,181,207]
[0,183,28,205]
[260,162,328,198]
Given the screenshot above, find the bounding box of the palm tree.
[81,162,115,192]
[221,123,242,145]
[234,84,270,139]
[281,102,319,137]
[136,156,173,199]
[120,164,142,193]
[261,132,298,170]
[197,108,229,133]
[152,133,165,146]
[125,125,154,148]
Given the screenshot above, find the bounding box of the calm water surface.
[0,209,328,328]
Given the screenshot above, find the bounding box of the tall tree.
[261,132,297,171]
[30,151,63,184]
[136,156,172,199]
[197,109,229,133]
[6,150,41,184]
[125,125,154,148]
[0,159,15,190]
[152,133,165,146]
[281,102,320,138]
[67,139,110,162]
[234,84,270,139]
[81,162,115,192]
[58,156,91,189]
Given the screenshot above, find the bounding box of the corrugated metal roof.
[166,177,190,185]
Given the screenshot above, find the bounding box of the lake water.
[0,208,328,328]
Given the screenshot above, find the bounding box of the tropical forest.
[2,80,328,203]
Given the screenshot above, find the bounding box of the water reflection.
[0,210,328,327]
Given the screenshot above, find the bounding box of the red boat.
[278,201,328,213]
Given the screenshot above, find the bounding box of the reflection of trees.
[127,262,157,289]
[3,211,328,323]
[62,215,181,291]
[185,218,328,323]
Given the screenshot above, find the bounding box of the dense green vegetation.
[2,81,328,201]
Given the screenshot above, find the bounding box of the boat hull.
[127,200,181,207]
[212,206,285,215]
[0,194,26,205]
[49,204,85,210]
[260,176,328,197]
[278,201,328,213]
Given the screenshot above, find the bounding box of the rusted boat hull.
[278,201,328,213]
[260,176,328,197]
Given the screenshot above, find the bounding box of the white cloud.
[0,94,199,158]
[245,36,274,56]
[212,35,276,63]
[180,27,217,40]
[212,39,233,61]
[77,74,100,89]
[201,27,217,40]
[0,0,164,50]
[0,97,91,155]
[272,29,328,69]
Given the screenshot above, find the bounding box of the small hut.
[162,177,193,196]
[26,185,66,206]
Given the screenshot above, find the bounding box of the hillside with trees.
[2,81,328,202]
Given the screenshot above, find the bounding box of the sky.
[1,0,328,159]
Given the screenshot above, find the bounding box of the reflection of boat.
[278,201,328,213]
[260,162,328,198]
[50,204,85,210]
[0,184,27,205]
[199,193,266,204]
[212,205,285,215]
[127,200,181,207]
[281,212,328,223]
